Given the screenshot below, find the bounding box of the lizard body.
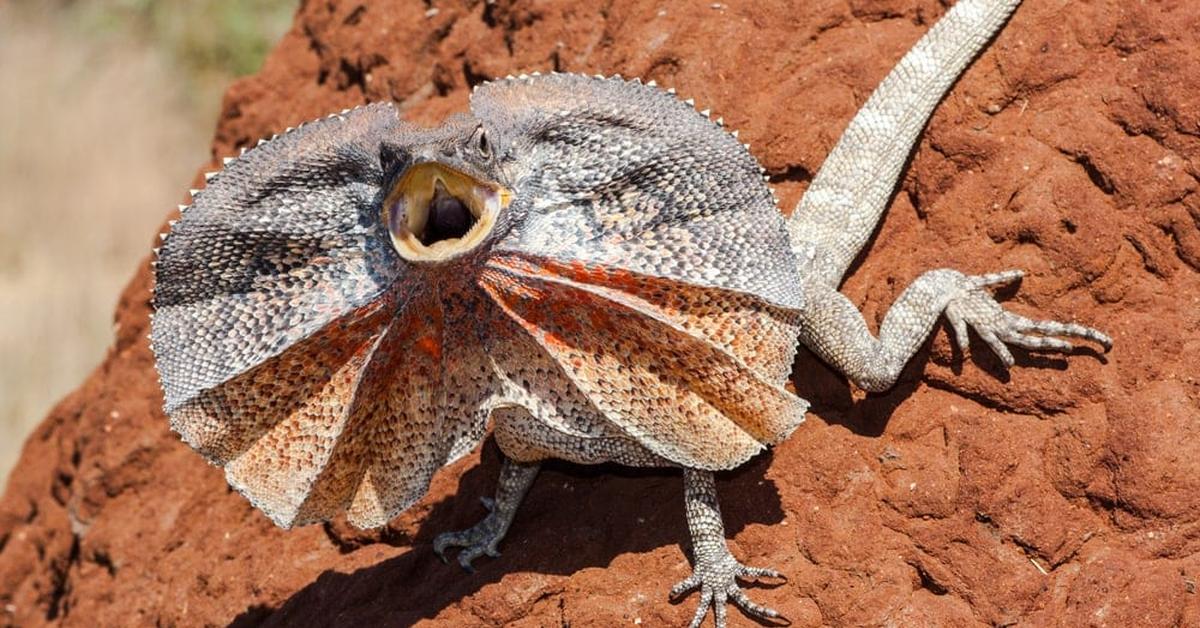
[150,0,1110,625]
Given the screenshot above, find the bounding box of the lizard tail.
[787,0,1022,287]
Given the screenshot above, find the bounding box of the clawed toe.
[432,460,538,574]
[947,269,1111,368]
[672,560,787,628]
[455,543,501,573]
[671,573,701,598]
[970,269,1024,288]
[728,588,785,623]
[432,531,463,563]
[433,520,503,573]
[737,564,785,582]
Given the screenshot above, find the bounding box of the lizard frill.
[151,74,809,529]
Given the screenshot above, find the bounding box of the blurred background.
[0,0,297,482]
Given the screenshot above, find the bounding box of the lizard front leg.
[433,456,539,572]
[672,469,785,628]
[798,269,1111,393]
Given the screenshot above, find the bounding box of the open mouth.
[383,162,510,262]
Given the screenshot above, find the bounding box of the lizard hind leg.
[433,457,539,572]
[798,268,1112,394]
[672,469,786,628]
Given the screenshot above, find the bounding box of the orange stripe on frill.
[478,254,806,471]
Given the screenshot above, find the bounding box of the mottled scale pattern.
[341,290,451,526]
[437,289,508,464]
[789,0,1025,286]
[153,103,408,413]
[152,73,809,529]
[491,407,669,468]
[487,306,633,437]
[169,300,391,524]
[475,76,805,311]
[292,287,501,528]
[480,255,806,470]
[495,253,801,386]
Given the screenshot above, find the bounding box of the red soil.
[3,1,1198,625]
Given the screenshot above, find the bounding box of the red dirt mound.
[3,1,1199,625]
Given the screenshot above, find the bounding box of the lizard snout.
[383,162,510,263]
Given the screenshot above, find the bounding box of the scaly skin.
[152,73,808,616]
[789,0,1111,395]
[432,458,538,573]
[150,1,1111,626]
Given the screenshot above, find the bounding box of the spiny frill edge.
[145,71,791,528]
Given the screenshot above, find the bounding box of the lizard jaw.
[383,162,510,263]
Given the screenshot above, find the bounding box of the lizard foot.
[670,551,787,628]
[433,497,504,573]
[432,458,539,573]
[944,269,1112,367]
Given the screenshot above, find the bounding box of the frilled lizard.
[150,0,1110,625]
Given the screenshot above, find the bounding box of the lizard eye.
[474,127,491,159]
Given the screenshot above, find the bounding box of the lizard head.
[379,116,513,263]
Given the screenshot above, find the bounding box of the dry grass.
[0,3,292,481]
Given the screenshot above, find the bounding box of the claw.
[945,269,1111,368]
[446,541,503,573]
[972,269,1023,287]
[432,509,506,574]
[432,533,456,562]
[671,574,702,598]
[947,310,971,351]
[978,327,1015,367]
[1022,317,1112,351]
[1001,328,1074,353]
[736,565,784,581]
[729,588,783,621]
[458,545,487,572]
[674,560,786,628]
[687,587,712,628]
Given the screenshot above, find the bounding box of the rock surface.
[3,0,1199,626]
